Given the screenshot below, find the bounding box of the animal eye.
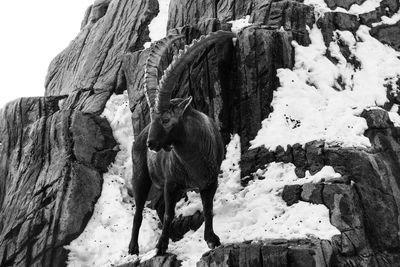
[161,118,170,124]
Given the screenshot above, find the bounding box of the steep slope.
[1,0,400,266]
[0,0,157,266]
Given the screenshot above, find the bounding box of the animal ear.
[176,96,192,115]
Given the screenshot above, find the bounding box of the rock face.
[128,254,182,267]
[2,0,400,266]
[243,109,400,266]
[45,0,158,114]
[0,0,157,266]
[370,21,400,52]
[0,97,117,266]
[359,0,399,26]
[197,240,333,267]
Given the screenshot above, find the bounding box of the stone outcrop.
[2,0,400,266]
[197,240,333,267]
[324,0,366,10]
[0,97,117,266]
[121,0,400,266]
[0,0,157,266]
[241,109,400,266]
[370,21,400,52]
[359,0,399,26]
[45,0,158,114]
[117,253,182,267]
[317,12,360,45]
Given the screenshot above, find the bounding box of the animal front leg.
[200,181,221,249]
[156,182,179,255]
[128,172,151,255]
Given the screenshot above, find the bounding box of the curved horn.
[144,34,185,110]
[156,30,236,112]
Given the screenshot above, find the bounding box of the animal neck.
[172,109,217,166]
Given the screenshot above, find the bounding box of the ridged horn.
[144,34,185,110]
[156,30,236,112]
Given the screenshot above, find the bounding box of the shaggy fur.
[128,97,224,255]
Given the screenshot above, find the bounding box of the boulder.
[117,254,182,267]
[359,0,399,26]
[317,12,360,45]
[370,21,400,52]
[197,239,333,267]
[324,0,366,10]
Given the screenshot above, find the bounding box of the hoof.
[155,238,169,256]
[206,233,221,249]
[128,242,139,255]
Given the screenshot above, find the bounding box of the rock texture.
[197,240,333,267]
[116,254,181,267]
[241,109,400,266]
[0,0,157,266]
[121,0,400,266]
[359,0,399,26]
[2,0,400,266]
[370,21,400,52]
[45,0,158,114]
[0,97,117,266]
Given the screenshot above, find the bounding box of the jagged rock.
[57,89,113,116]
[282,185,302,206]
[305,141,325,175]
[45,0,158,102]
[81,5,93,29]
[360,109,393,129]
[233,26,299,149]
[91,0,112,23]
[240,147,276,179]
[170,211,204,241]
[167,0,216,29]
[359,0,399,26]
[117,253,182,267]
[251,0,314,44]
[253,109,400,264]
[3,0,400,266]
[217,0,252,22]
[370,21,400,52]
[197,239,333,267]
[300,183,324,204]
[0,97,117,266]
[324,0,366,10]
[317,12,360,45]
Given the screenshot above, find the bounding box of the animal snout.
[147,139,160,151]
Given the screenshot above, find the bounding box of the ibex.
[128,31,235,256]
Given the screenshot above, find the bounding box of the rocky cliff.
[1,0,400,266]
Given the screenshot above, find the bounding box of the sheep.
[128,31,235,256]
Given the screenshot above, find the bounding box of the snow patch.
[305,0,383,16]
[66,93,161,267]
[251,26,400,150]
[389,105,400,127]
[169,135,340,267]
[372,8,400,26]
[228,15,252,33]
[347,0,382,15]
[67,130,340,267]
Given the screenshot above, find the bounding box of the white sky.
[0,0,94,108]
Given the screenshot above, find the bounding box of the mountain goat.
[128,31,235,256]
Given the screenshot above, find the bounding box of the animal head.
[147,97,192,152]
[144,31,235,152]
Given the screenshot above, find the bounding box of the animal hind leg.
[156,182,180,255]
[128,171,152,255]
[200,181,221,249]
